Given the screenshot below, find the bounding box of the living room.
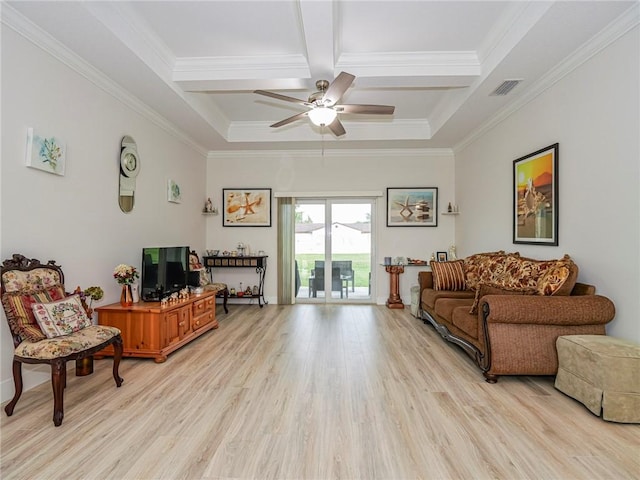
[1,1,638,477]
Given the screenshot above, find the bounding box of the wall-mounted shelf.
[442,212,460,216]
[202,211,218,216]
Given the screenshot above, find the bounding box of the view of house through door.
[295,199,373,302]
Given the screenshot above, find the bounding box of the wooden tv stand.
[96,290,219,363]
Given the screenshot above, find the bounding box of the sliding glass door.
[295,198,373,303]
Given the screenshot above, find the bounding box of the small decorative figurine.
[205,197,213,213]
[448,245,457,260]
[252,285,259,296]
[447,202,452,213]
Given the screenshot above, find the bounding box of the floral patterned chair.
[1,254,123,426]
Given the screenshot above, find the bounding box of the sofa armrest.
[418,271,433,292]
[481,294,615,326]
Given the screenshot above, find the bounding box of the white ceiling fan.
[254,71,395,137]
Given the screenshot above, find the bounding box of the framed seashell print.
[222,188,272,227]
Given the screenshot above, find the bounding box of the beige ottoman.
[555,335,640,423]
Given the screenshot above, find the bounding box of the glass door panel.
[295,201,325,300]
[295,199,372,303]
[330,202,372,301]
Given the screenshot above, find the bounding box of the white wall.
[206,150,456,304]
[455,26,640,342]
[1,28,208,401]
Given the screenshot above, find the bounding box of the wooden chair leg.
[112,336,124,387]
[4,358,23,417]
[51,359,66,426]
[222,288,229,314]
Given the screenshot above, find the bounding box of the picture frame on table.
[513,143,559,245]
[436,251,448,262]
[223,188,272,227]
[387,187,438,227]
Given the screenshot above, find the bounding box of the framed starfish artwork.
[223,188,272,227]
[387,187,438,227]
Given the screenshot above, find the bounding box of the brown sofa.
[418,252,616,383]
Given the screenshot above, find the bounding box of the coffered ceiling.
[5,1,637,153]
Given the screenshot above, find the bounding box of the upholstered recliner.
[1,254,124,426]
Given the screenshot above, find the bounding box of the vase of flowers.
[114,264,139,307]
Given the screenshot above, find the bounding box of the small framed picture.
[25,128,66,176]
[167,179,181,203]
[436,251,448,262]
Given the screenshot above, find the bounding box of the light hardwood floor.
[1,304,638,480]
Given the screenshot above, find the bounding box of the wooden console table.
[96,290,219,363]
[203,255,268,307]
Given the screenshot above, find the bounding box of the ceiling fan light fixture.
[308,106,337,126]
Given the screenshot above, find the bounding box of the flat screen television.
[141,246,190,301]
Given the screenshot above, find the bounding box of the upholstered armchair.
[1,254,124,426]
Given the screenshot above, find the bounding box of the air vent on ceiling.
[490,79,523,96]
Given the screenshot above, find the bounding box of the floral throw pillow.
[32,295,92,338]
[463,251,518,291]
[1,285,67,342]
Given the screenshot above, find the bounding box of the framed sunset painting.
[513,143,559,245]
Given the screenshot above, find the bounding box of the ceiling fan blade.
[336,104,395,115]
[326,117,346,137]
[270,111,309,128]
[255,90,310,106]
[322,72,355,107]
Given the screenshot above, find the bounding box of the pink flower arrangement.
[113,264,139,285]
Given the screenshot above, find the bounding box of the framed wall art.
[25,127,66,176]
[168,179,181,203]
[223,188,272,227]
[513,143,559,245]
[387,187,438,227]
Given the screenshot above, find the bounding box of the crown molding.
[83,1,175,80]
[1,4,209,157]
[174,54,311,81]
[454,3,639,154]
[81,1,230,141]
[335,51,480,78]
[207,147,453,161]
[227,119,431,143]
